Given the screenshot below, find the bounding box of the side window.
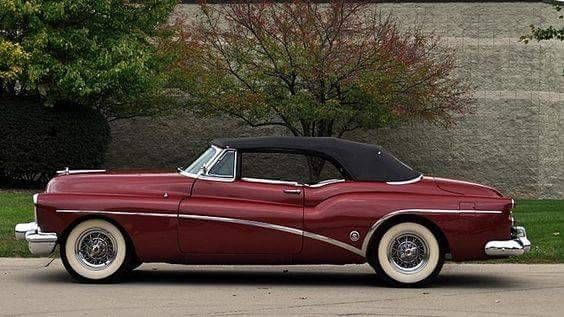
[240,151,344,185]
[241,152,308,183]
[311,157,344,184]
[207,151,235,178]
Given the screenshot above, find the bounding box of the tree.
[168,0,470,139]
[520,1,563,44]
[520,0,563,75]
[0,0,178,120]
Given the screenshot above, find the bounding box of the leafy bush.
[0,98,111,187]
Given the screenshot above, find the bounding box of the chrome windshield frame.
[199,148,237,182]
[180,145,223,178]
[180,145,237,182]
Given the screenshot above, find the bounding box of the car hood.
[45,171,194,198]
[433,177,503,197]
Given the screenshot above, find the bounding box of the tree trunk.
[306,155,326,183]
[301,121,335,182]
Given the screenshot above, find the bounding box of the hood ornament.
[56,167,107,176]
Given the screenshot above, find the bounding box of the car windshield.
[182,147,219,175]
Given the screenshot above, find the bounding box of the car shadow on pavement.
[127,270,385,287]
[22,268,524,289]
[127,270,523,289]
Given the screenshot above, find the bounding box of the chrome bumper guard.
[485,226,531,256]
[15,222,57,256]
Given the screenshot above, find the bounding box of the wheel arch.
[60,215,139,263]
[364,214,450,260]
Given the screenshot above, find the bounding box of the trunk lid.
[433,177,503,197]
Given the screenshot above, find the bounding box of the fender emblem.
[349,231,360,242]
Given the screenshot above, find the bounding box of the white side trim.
[241,177,346,188]
[179,214,364,256]
[241,177,301,186]
[457,210,502,214]
[179,214,303,235]
[302,231,364,256]
[197,175,237,183]
[306,179,346,188]
[386,175,423,185]
[360,208,503,254]
[57,208,503,258]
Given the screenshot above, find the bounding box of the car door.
[178,150,304,254]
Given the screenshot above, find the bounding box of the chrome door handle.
[283,189,301,194]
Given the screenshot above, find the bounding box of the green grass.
[0,191,562,262]
[0,191,36,257]
[501,200,563,263]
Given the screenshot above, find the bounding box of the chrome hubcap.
[75,228,117,270]
[387,232,429,274]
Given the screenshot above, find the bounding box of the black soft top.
[212,137,420,182]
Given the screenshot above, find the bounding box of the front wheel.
[61,219,130,282]
[370,222,444,287]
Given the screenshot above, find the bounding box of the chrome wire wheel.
[75,228,118,271]
[63,219,128,282]
[375,222,442,286]
[387,232,429,274]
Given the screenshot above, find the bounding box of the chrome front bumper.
[485,226,531,256]
[15,222,57,256]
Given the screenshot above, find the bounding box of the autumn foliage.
[167,0,470,138]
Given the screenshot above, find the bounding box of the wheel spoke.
[387,232,429,274]
[75,228,117,270]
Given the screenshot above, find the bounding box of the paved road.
[0,259,563,316]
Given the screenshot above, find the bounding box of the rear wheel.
[61,219,131,282]
[370,222,444,287]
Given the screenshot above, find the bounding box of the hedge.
[0,97,111,187]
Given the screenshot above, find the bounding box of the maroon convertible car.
[16,137,530,286]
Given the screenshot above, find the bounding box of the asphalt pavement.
[0,258,563,316]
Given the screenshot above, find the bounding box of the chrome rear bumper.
[485,226,531,256]
[15,222,57,256]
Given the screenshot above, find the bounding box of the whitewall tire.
[61,219,129,282]
[372,222,444,286]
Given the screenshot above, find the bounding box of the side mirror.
[200,166,208,175]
